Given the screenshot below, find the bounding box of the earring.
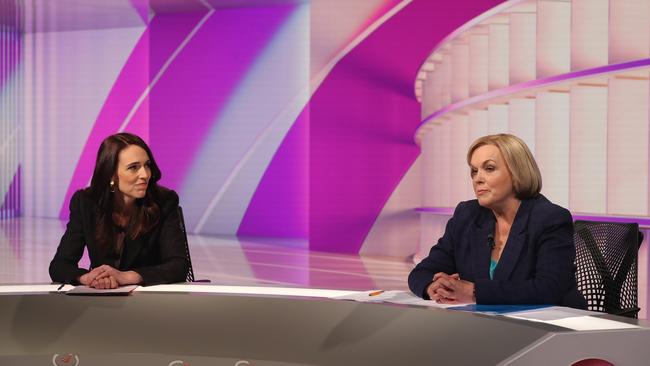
[110,181,115,193]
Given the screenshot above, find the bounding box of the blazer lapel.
[470,207,496,280]
[493,198,532,280]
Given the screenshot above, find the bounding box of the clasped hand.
[78,265,142,289]
[426,272,476,304]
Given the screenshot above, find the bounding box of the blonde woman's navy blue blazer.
[409,195,587,309]
[49,188,189,286]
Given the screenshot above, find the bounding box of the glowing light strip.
[0,284,75,293]
[134,284,358,298]
[416,207,650,228]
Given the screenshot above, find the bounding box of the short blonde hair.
[466,134,542,199]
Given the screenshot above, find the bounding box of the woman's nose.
[473,171,484,183]
[139,167,150,179]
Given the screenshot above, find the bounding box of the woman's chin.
[476,197,492,207]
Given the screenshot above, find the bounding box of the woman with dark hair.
[49,133,189,288]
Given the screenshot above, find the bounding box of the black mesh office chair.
[573,220,644,318]
[177,206,209,283]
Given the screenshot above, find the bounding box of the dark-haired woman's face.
[116,145,151,205]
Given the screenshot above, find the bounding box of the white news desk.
[0,284,648,366]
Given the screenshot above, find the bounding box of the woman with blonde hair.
[409,134,586,308]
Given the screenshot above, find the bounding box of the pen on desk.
[57,283,66,291]
[368,290,385,297]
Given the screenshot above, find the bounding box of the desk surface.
[1,286,648,366]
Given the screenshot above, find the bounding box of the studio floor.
[2,216,647,319]
[0,217,413,292]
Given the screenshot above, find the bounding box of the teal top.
[489,259,498,279]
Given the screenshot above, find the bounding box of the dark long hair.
[88,133,163,253]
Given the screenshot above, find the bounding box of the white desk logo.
[52,353,80,366]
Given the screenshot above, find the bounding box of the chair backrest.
[573,220,641,317]
[177,206,195,282]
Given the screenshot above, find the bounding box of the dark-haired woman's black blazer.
[408,195,587,309]
[49,188,189,286]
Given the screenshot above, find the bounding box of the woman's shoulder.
[528,194,572,224]
[155,186,180,210]
[451,199,486,223]
[454,199,482,214]
[70,188,95,207]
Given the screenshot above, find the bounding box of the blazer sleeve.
[408,202,464,299]
[132,191,189,286]
[49,191,90,285]
[474,206,575,305]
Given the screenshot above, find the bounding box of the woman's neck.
[113,195,135,217]
[491,197,521,226]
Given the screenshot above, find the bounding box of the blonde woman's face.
[469,144,516,210]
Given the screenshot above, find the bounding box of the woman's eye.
[128,166,137,171]
[485,166,495,172]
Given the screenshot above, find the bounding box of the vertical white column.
[440,52,452,107]
[431,59,443,113]
[469,30,488,97]
[468,110,490,144]
[607,76,649,216]
[488,22,509,90]
[421,127,438,208]
[438,120,452,207]
[422,70,434,118]
[536,91,570,208]
[571,0,608,71]
[450,115,470,204]
[569,84,608,214]
[508,98,536,154]
[451,42,469,103]
[487,104,509,134]
[468,109,489,198]
[537,0,571,78]
[609,0,650,64]
[417,214,451,261]
[509,12,536,84]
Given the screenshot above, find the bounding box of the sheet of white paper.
[504,306,601,321]
[334,290,472,308]
[544,316,641,331]
[66,285,139,295]
[0,284,75,293]
[333,289,396,302]
[135,284,357,298]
